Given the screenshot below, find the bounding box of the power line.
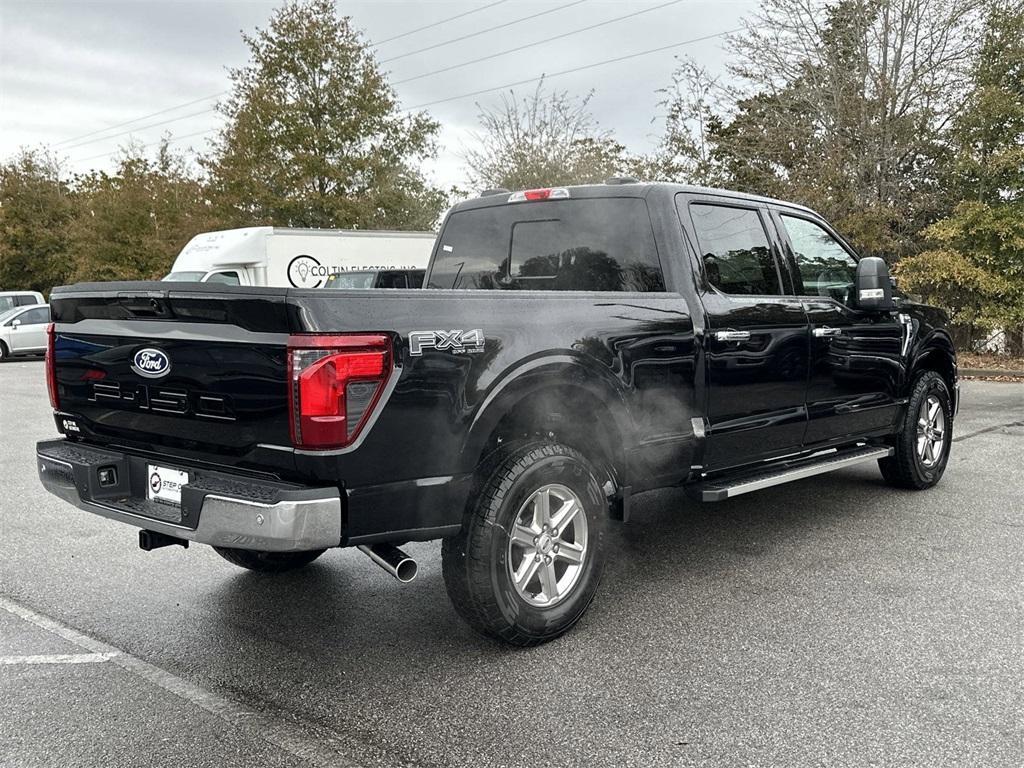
[60,106,224,152]
[380,0,589,64]
[70,26,740,164]
[70,126,222,164]
[67,19,740,165]
[373,0,511,46]
[61,0,593,154]
[53,92,225,148]
[407,27,743,110]
[394,0,684,86]
[55,1,521,148]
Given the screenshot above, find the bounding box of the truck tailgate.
[50,283,292,465]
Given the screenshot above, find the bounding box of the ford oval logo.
[132,348,171,379]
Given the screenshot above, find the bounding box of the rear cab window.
[428,197,665,292]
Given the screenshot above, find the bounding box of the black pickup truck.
[37,181,958,645]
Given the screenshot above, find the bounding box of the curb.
[960,368,1024,378]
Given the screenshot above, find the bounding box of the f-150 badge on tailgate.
[409,329,485,356]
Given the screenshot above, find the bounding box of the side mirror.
[855,257,895,312]
[10,319,20,328]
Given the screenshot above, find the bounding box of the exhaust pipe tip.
[393,555,418,583]
[358,543,417,583]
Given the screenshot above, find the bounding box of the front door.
[772,211,904,446]
[681,197,809,470]
[8,306,49,352]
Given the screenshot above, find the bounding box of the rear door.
[771,209,903,445]
[680,195,809,470]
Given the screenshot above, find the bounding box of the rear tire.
[442,442,607,646]
[879,370,952,489]
[213,547,326,573]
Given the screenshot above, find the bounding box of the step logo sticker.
[132,348,171,379]
[408,329,485,356]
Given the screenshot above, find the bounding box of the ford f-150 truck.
[37,181,958,646]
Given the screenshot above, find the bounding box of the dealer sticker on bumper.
[147,464,189,506]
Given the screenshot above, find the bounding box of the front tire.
[213,547,326,573]
[0,341,8,362]
[879,370,952,489]
[442,442,608,646]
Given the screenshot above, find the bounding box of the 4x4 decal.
[408,329,485,356]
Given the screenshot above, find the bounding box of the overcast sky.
[0,0,758,189]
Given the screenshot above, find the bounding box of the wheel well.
[483,386,626,491]
[915,347,957,397]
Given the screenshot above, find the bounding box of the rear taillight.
[287,334,392,450]
[45,323,59,409]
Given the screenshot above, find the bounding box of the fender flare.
[458,351,635,476]
[910,329,956,374]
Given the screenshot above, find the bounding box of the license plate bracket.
[146,464,189,506]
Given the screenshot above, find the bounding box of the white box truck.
[163,227,436,288]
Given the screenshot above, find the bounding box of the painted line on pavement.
[0,652,118,665]
[0,595,364,768]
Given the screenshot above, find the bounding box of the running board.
[700,446,894,502]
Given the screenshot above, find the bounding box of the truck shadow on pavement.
[202,466,898,668]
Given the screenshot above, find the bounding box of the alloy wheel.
[916,394,946,467]
[506,483,589,607]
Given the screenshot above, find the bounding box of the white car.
[0,303,50,361]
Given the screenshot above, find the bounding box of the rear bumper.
[36,439,342,551]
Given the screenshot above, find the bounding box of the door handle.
[813,326,842,338]
[714,330,751,342]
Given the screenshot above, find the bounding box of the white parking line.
[0,652,119,665]
[0,595,364,767]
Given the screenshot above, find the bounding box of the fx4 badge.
[409,329,485,356]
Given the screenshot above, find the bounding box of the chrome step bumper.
[36,439,342,551]
[701,445,894,501]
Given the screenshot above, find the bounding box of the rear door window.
[686,203,782,296]
[429,198,665,292]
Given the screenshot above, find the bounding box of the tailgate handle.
[117,293,172,318]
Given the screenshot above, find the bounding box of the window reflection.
[688,204,781,295]
[782,215,857,302]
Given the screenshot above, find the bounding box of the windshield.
[323,272,378,289]
[162,271,207,282]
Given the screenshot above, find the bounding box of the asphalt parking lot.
[1,358,1021,768]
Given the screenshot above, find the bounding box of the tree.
[657,0,984,259]
[639,57,722,186]
[463,82,631,191]
[895,1,1024,348]
[68,141,214,282]
[0,149,74,294]
[205,0,445,230]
